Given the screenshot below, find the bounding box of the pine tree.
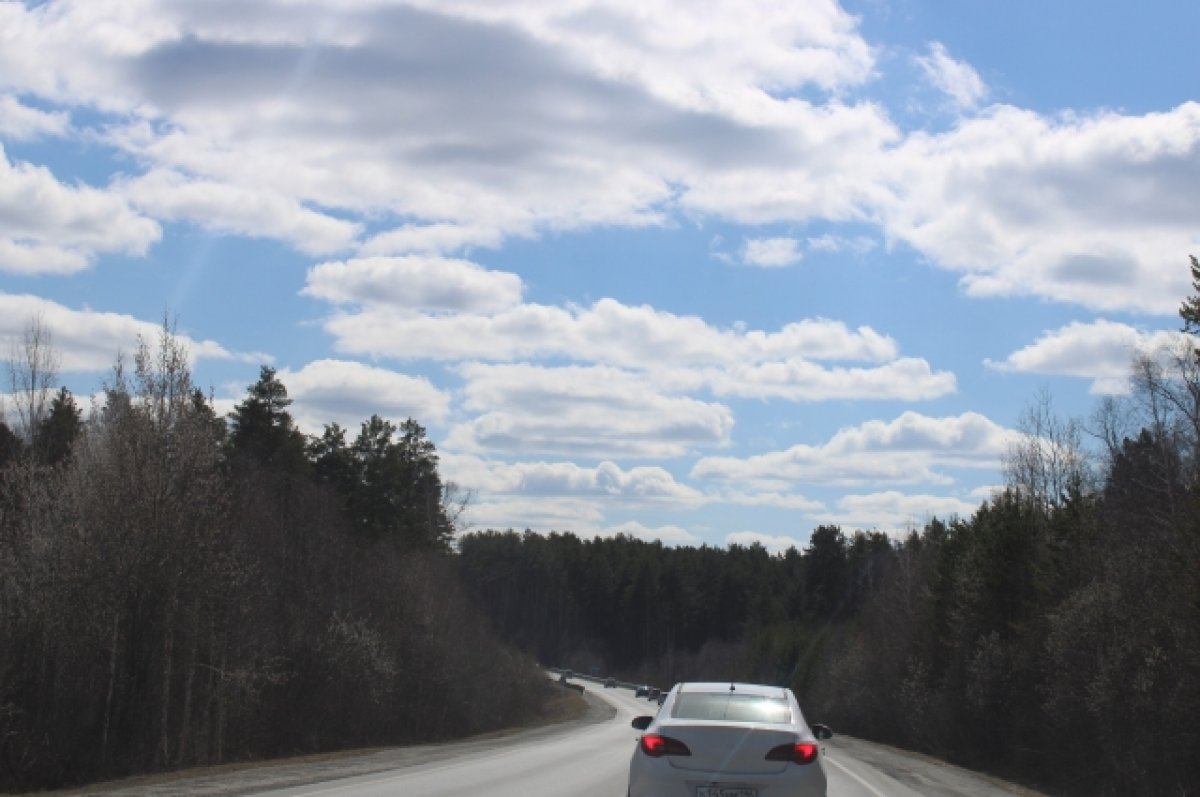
[35,387,82,467]
[1181,254,1200,362]
[227,366,307,471]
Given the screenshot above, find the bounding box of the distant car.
[647,687,661,701]
[635,685,650,697]
[656,690,668,705]
[604,677,617,688]
[628,682,833,797]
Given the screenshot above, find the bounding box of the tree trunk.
[100,614,120,770]
[175,601,200,767]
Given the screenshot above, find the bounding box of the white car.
[627,682,832,797]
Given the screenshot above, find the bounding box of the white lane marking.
[824,754,890,797]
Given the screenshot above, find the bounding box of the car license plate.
[696,788,756,797]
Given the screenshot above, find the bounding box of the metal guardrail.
[546,667,660,695]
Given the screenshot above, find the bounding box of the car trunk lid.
[660,723,797,775]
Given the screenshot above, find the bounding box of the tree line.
[457,258,1200,797]
[0,324,550,792]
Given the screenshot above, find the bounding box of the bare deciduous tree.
[5,315,59,444]
[1003,387,1092,510]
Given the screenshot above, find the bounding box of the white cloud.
[0,145,160,275]
[303,256,524,313]
[0,94,69,140]
[275,359,451,433]
[0,240,89,275]
[2,0,1194,321]
[360,223,508,256]
[0,0,893,261]
[447,363,734,459]
[0,293,265,373]
[807,233,876,255]
[882,102,1200,314]
[692,411,1016,489]
[317,284,951,402]
[985,319,1192,394]
[441,453,706,506]
[120,169,360,255]
[814,490,978,535]
[742,237,803,268]
[915,42,987,110]
[400,0,876,109]
[321,294,898,367]
[694,357,955,401]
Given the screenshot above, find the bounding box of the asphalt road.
[243,678,1045,797]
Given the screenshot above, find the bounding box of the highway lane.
[249,678,1040,797]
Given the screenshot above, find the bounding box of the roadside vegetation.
[0,326,551,792]
[458,258,1200,797]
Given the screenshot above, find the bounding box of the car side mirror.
[811,723,833,740]
[631,715,653,730]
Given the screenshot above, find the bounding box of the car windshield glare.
[671,692,791,724]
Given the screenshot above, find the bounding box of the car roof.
[676,682,788,698]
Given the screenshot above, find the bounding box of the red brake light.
[640,734,692,757]
[765,742,819,765]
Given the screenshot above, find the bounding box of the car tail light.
[640,734,692,757]
[765,742,819,765]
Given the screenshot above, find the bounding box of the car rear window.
[671,692,791,723]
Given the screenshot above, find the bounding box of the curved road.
[246,678,1043,797]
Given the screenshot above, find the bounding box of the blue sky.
[2,0,1198,549]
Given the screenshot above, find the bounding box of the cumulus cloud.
[985,319,1192,394]
[441,454,706,506]
[0,94,69,140]
[915,42,987,110]
[274,359,450,434]
[881,103,1200,314]
[692,411,1016,490]
[814,490,979,534]
[0,0,895,261]
[0,145,160,275]
[2,0,1195,322]
[447,363,735,459]
[303,256,524,313]
[693,357,955,401]
[360,223,508,256]
[120,169,361,255]
[360,301,891,366]
[0,293,265,373]
[741,237,803,267]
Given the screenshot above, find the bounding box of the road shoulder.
[20,687,608,797]
[826,734,1052,797]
